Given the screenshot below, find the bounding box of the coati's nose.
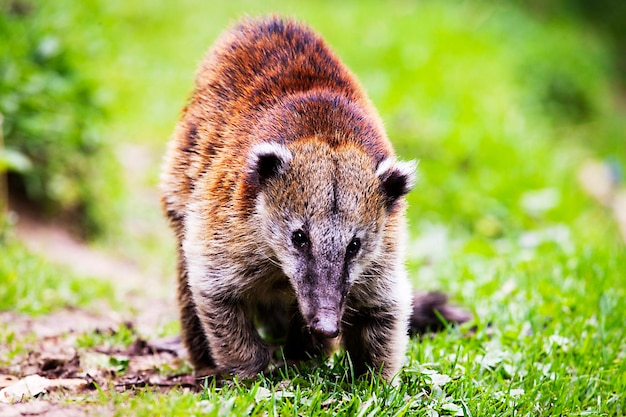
[310,314,340,338]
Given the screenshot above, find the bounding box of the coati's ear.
[248,142,292,185]
[376,158,418,209]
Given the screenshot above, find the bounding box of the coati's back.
[161,17,393,225]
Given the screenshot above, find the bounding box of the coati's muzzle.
[310,307,341,338]
[297,261,348,339]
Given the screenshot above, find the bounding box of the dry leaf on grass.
[0,374,49,403]
[0,374,88,403]
[0,375,19,389]
[0,374,89,403]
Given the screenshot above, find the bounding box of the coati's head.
[248,138,416,339]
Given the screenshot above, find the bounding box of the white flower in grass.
[493,389,526,407]
[476,348,508,369]
[548,334,571,351]
[441,402,464,416]
[421,368,452,387]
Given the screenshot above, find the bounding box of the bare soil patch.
[1,207,191,415]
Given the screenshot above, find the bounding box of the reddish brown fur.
[160,16,464,381]
[162,17,393,219]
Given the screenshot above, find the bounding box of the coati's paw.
[219,344,272,379]
[193,365,219,378]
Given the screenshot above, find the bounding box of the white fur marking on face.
[247,141,293,173]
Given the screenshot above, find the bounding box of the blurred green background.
[2,0,625,308]
[2,0,624,239]
[2,0,625,303]
[1,0,625,413]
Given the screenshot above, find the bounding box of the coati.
[161,16,468,381]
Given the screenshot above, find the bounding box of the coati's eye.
[346,237,361,258]
[291,230,309,248]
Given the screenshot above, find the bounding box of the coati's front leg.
[177,249,215,371]
[191,288,271,378]
[342,303,409,381]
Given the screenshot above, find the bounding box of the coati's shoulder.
[185,15,385,150]
[193,16,360,112]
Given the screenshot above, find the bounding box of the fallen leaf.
[274,379,292,391]
[119,336,183,357]
[38,352,81,379]
[0,374,90,403]
[274,390,295,400]
[0,374,49,403]
[0,375,18,389]
[114,371,198,391]
[441,402,463,416]
[0,401,104,417]
[509,388,525,397]
[254,386,272,401]
[421,368,452,387]
[476,348,508,369]
[129,351,176,372]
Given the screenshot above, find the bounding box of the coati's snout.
[309,308,340,338]
[296,260,349,340]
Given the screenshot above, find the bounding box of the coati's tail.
[409,292,472,336]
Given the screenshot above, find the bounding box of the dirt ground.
[0,209,198,416]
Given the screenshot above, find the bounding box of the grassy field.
[1,0,625,415]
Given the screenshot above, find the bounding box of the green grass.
[1,0,625,415]
[0,239,116,316]
[0,238,119,368]
[75,323,136,350]
[84,242,625,416]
